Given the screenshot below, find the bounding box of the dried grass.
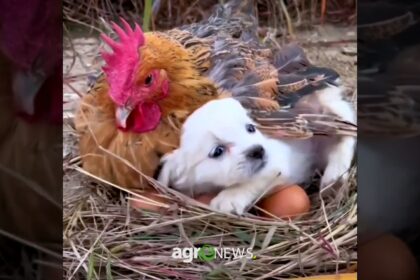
[63,0,356,34]
[63,0,357,279]
[63,160,356,279]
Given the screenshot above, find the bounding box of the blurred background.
[358,0,420,279]
[0,0,61,278]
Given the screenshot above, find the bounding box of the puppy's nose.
[246,145,265,160]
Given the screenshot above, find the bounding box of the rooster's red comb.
[100,18,145,104]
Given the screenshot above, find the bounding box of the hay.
[63,1,357,278]
[63,166,356,279]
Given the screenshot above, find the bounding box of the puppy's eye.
[145,74,153,86]
[246,124,256,133]
[209,145,225,158]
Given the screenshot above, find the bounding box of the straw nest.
[63,1,357,279]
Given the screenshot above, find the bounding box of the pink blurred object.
[0,0,62,124]
[0,0,61,74]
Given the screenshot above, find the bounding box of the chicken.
[75,0,356,189]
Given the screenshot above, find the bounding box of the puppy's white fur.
[293,85,356,189]
[159,86,356,214]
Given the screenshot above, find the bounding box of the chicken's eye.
[209,145,225,159]
[246,124,256,133]
[144,74,153,86]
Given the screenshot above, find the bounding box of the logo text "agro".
[172,245,255,263]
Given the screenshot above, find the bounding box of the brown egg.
[194,193,218,205]
[258,185,310,219]
[130,191,169,212]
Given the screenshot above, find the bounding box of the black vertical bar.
[358,0,420,279]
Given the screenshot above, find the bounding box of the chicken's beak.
[116,106,134,129]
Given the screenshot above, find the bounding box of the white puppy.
[158,94,355,215]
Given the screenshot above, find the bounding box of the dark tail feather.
[275,66,341,107]
[217,0,258,41]
[273,43,311,74]
[252,110,357,139]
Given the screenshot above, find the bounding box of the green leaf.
[205,267,233,280]
[87,252,96,280]
[106,259,113,280]
[233,230,262,248]
[143,0,153,32]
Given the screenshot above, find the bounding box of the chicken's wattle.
[118,102,162,133]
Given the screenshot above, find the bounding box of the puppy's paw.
[320,137,355,190]
[209,188,253,215]
[320,161,350,189]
